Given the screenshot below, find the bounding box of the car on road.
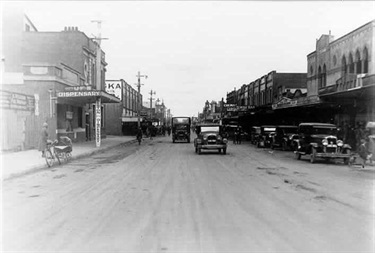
[250,126,261,144]
[256,125,276,148]
[271,125,298,151]
[194,124,228,154]
[172,117,191,143]
[294,122,351,164]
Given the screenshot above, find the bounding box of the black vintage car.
[172,117,191,143]
[194,124,228,155]
[271,125,298,151]
[256,125,276,148]
[294,123,351,164]
[250,126,261,144]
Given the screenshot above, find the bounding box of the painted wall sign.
[0,90,35,111]
[105,81,122,100]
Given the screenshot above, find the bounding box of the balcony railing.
[319,73,369,95]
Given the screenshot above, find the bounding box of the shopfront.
[56,87,120,142]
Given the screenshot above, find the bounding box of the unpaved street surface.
[2,136,374,252]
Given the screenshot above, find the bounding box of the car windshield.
[201,126,220,133]
[312,127,337,135]
[176,125,188,130]
[283,128,297,134]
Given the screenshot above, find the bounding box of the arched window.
[355,50,362,74]
[322,64,327,87]
[363,47,369,73]
[349,53,354,73]
[310,66,314,76]
[342,56,347,74]
[318,66,322,88]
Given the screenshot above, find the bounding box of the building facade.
[307,20,375,127]
[105,79,143,136]
[1,10,119,151]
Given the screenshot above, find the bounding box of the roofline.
[307,19,375,57]
[24,14,38,32]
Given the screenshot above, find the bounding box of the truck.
[171,117,191,143]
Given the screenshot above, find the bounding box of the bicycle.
[45,137,73,167]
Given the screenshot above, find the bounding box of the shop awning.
[56,90,121,105]
[122,117,143,122]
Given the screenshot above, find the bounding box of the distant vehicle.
[250,126,261,144]
[256,125,276,148]
[271,125,298,151]
[294,123,351,164]
[194,124,228,154]
[171,117,191,143]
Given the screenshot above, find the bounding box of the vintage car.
[271,125,298,151]
[194,124,228,155]
[294,123,351,164]
[172,117,191,143]
[250,126,261,144]
[256,125,276,148]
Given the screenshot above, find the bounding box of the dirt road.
[2,136,374,252]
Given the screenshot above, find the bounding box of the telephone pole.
[91,20,108,148]
[149,89,156,119]
[136,71,148,128]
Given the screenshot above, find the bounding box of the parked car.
[271,125,298,151]
[250,126,261,144]
[294,123,351,164]
[256,125,276,148]
[194,124,228,155]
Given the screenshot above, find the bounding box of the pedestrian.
[358,138,371,168]
[38,122,49,157]
[136,127,142,145]
[237,127,242,144]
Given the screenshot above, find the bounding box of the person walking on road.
[358,138,371,168]
[38,122,49,157]
[136,127,143,145]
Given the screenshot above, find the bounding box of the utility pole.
[91,20,108,148]
[149,89,156,119]
[136,71,148,128]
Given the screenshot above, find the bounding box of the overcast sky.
[3,1,375,117]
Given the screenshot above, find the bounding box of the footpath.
[1,135,137,181]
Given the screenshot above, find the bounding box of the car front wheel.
[223,148,227,155]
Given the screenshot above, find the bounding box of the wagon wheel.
[45,150,54,167]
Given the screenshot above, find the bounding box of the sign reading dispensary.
[57,91,101,97]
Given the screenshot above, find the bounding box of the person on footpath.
[38,122,49,157]
[358,138,372,168]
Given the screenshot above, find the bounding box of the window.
[318,66,322,88]
[349,53,354,73]
[322,64,327,87]
[333,55,337,66]
[310,66,314,75]
[363,47,369,73]
[355,50,362,73]
[342,56,347,74]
